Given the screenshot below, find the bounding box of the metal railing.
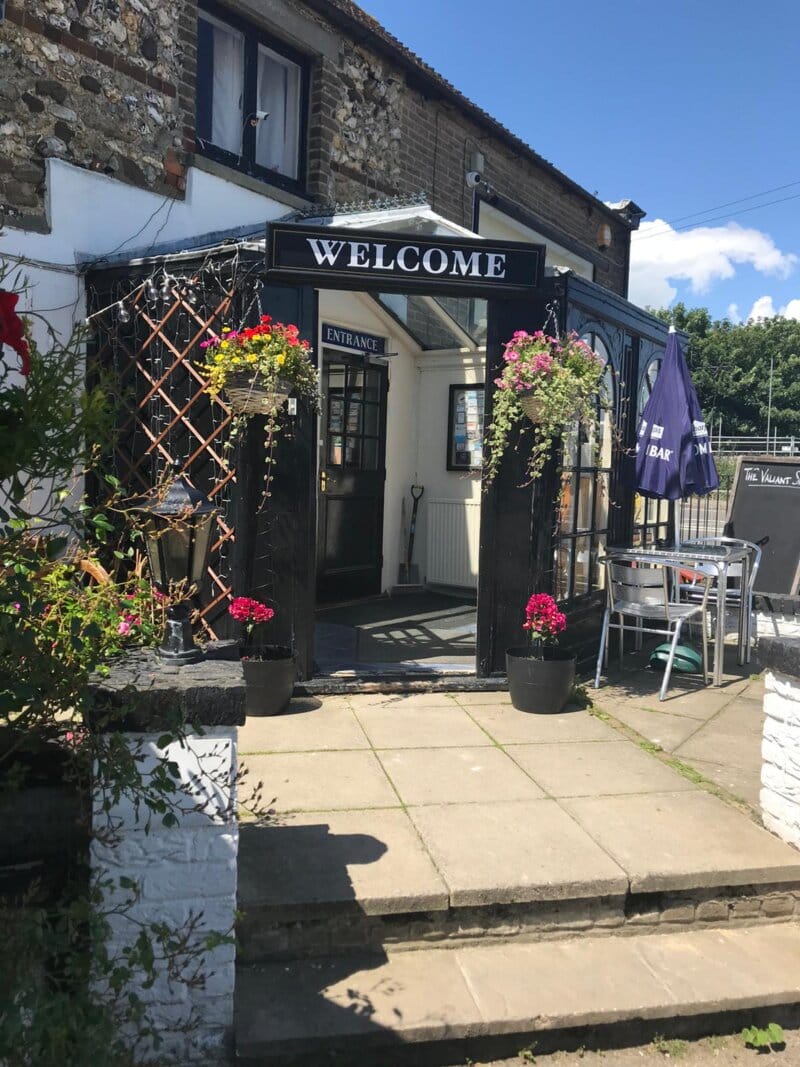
[711,434,797,456]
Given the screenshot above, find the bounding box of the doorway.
[316,350,389,603]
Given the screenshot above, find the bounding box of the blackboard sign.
[725,456,800,594]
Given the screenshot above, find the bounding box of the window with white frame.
[196,4,306,188]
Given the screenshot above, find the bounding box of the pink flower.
[118,620,132,635]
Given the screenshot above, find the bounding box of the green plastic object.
[649,643,703,673]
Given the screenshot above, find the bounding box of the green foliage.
[1,281,232,1062]
[484,332,609,485]
[0,322,114,519]
[652,1035,690,1058]
[741,1022,785,1050]
[649,302,800,436]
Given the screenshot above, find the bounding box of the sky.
[359,0,800,324]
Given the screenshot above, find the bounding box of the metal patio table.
[603,543,751,686]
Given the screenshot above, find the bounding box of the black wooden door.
[316,352,388,602]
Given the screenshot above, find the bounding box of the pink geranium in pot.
[506,593,576,713]
[229,596,294,717]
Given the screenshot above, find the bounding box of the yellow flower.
[232,356,241,365]
[246,353,257,364]
[220,341,229,350]
[214,352,224,363]
[222,327,231,334]
[277,354,286,366]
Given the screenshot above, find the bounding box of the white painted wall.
[413,350,484,587]
[1,158,293,341]
[91,726,238,1064]
[478,200,593,280]
[316,289,486,593]
[761,667,800,850]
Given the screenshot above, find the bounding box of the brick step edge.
[235,923,800,1065]
[237,883,800,963]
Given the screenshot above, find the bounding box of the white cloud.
[746,295,800,321]
[627,219,797,310]
[726,302,741,323]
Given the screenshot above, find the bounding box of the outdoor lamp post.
[134,466,217,664]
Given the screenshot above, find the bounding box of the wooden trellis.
[88,252,262,640]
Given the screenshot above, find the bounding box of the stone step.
[235,923,800,1065]
[237,815,800,961]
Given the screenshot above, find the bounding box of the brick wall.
[1,0,631,295]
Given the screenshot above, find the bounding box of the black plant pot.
[241,645,295,717]
[506,646,576,714]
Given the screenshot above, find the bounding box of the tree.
[648,303,800,437]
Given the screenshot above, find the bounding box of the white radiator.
[425,499,481,589]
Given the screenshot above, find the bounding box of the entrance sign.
[322,322,386,355]
[266,223,544,296]
[726,455,800,595]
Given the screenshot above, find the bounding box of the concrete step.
[235,924,800,1065]
[237,813,800,961]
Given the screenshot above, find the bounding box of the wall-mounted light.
[596,223,613,251]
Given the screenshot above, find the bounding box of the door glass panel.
[576,474,593,531]
[558,471,575,529]
[328,435,343,466]
[345,399,362,434]
[327,365,345,392]
[347,367,364,393]
[595,534,607,590]
[574,535,591,597]
[364,370,381,402]
[328,397,344,434]
[554,541,573,600]
[344,436,361,467]
[363,403,379,436]
[362,438,378,470]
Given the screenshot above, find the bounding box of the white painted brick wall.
[91,726,238,1064]
[761,670,800,850]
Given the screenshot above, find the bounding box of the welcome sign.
[265,223,544,296]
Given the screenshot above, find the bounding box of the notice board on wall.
[725,456,800,595]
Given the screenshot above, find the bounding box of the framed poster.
[447,384,485,471]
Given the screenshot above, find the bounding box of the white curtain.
[210,20,244,155]
[256,45,301,178]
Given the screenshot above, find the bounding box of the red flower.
[228,596,275,625]
[0,290,30,376]
[523,593,566,643]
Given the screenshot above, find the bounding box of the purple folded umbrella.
[633,328,719,500]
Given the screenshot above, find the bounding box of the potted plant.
[229,595,294,717]
[200,314,319,499]
[484,330,607,484]
[506,593,576,713]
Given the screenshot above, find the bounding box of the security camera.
[466,170,483,189]
[247,110,270,126]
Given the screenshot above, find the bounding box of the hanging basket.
[224,372,291,416]
[518,390,546,423]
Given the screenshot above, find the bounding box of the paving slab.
[562,790,800,892]
[236,925,800,1058]
[452,691,513,707]
[406,799,628,906]
[347,691,459,710]
[509,740,696,798]
[353,702,493,749]
[236,948,482,1058]
[239,699,369,753]
[237,809,448,916]
[378,747,545,806]
[240,750,400,813]
[678,756,763,808]
[466,706,622,745]
[592,702,708,752]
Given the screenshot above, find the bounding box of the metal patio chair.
[679,536,763,662]
[594,559,712,701]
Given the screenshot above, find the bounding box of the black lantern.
[134,466,217,664]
